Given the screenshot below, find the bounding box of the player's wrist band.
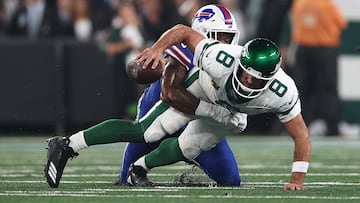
[291,161,309,173]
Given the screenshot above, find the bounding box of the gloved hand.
[228,112,248,134]
[195,100,233,125]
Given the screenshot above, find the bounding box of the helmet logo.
[193,8,215,22]
[242,48,249,57]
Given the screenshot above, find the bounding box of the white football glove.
[228,112,248,134]
[195,100,232,125]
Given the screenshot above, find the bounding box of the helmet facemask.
[207,30,239,45]
[232,59,278,99]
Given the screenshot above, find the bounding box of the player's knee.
[143,123,167,143]
[209,158,241,186]
[213,169,241,186]
[221,173,241,186]
[144,132,165,143]
[179,143,201,160]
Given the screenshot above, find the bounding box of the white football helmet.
[191,4,240,45]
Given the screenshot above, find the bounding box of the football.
[126,59,163,84]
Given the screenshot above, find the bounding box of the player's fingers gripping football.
[135,48,150,65]
[137,47,166,70]
[229,113,247,133]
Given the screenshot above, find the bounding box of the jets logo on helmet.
[191,4,240,45]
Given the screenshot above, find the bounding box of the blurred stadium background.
[1,1,360,202]
[0,0,359,137]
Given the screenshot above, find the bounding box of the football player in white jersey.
[131,25,311,190]
[44,27,310,191]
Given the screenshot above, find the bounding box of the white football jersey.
[193,39,301,123]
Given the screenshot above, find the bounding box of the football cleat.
[126,164,153,186]
[44,136,78,188]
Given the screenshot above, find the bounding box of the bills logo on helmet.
[193,8,215,22]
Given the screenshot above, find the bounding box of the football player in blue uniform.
[117,4,241,186]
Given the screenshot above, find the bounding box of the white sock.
[133,156,149,171]
[68,131,88,152]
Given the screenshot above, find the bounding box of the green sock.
[145,137,186,169]
[84,119,145,145]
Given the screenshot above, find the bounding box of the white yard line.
[0,192,360,200]
[2,172,360,178]
[2,180,360,186]
[2,179,360,200]
[2,164,360,174]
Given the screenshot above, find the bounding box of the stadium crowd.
[0,0,248,43]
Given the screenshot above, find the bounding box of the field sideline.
[0,135,359,203]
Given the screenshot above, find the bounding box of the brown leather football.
[126,59,163,84]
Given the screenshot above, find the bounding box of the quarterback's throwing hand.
[136,47,167,70]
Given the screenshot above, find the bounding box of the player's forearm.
[283,134,310,190]
[152,24,191,52]
[162,87,200,114]
[162,71,230,121]
[283,114,311,186]
[152,24,203,53]
[162,80,225,117]
[136,25,204,70]
[161,57,199,114]
[293,127,311,161]
[291,133,311,184]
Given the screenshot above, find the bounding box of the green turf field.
[0,135,359,203]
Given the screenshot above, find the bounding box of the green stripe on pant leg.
[83,102,172,146]
[145,137,186,169]
[82,72,200,147]
[140,102,170,129]
[84,119,145,145]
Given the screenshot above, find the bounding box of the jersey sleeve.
[165,43,194,71]
[193,39,221,69]
[277,94,301,123]
[193,38,236,81]
[274,72,302,123]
